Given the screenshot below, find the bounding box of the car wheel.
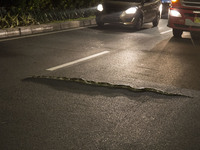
[152,13,160,27]
[96,15,104,27]
[134,17,143,30]
[173,29,183,38]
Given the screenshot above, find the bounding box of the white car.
[96,0,162,30]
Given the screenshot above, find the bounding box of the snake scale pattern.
[29,75,191,98]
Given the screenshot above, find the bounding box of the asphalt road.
[0,19,200,150]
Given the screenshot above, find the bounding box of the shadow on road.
[89,23,154,33]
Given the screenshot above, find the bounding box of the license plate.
[194,17,200,24]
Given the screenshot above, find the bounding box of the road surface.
[0,19,200,150]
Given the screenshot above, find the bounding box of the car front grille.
[184,13,200,17]
[174,23,200,29]
[103,13,121,22]
[182,0,200,8]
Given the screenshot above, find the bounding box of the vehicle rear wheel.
[173,29,183,38]
[134,17,143,30]
[152,13,160,27]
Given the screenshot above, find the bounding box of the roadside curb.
[0,18,96,39]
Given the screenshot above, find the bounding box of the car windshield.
[162,0,171,2]
[110,0,142,2]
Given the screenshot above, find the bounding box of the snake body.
[29,75,190,98]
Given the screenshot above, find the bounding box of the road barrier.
[0,18,96,39]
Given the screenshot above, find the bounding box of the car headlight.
[170,10,182,17]
[97,4,103,12]
[125,7,137,14]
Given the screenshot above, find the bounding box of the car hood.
[103,0,141,13]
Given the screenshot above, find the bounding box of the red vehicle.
[168,0,200,38]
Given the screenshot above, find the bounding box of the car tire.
[152,13,160,27]
[173,29,183,38]
[96,15,104,27]
[134,17,143,30]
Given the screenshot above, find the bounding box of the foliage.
[0,0,102,10]
[0,0,102,29]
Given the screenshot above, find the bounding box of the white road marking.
[161,30,172,34]
[0,25,96,42]
[46,51,110,71]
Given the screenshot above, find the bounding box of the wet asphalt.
[0,19,200,150]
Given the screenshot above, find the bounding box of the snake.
[28,75,191,98]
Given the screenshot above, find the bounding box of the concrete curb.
[0,18,96,39]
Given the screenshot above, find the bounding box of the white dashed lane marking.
[46,51,110,71]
